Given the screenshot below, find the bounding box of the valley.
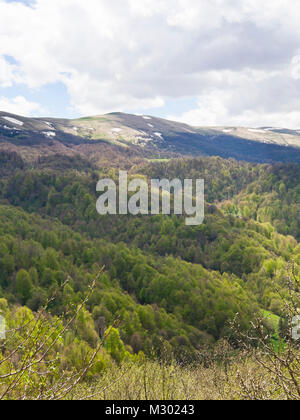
[0,112,299,400]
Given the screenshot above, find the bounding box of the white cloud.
[0,96,41,116]
[290,55,300,80]
[0,56,19,87]
[64,71,165,115]
[170,91,300,129]
[1,0,300,125]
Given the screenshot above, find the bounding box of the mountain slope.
[1,155,299,354]
[1,111,300,163]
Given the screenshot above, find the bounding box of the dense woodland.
[0,150,299,399]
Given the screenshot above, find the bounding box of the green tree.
[15,269,33,304]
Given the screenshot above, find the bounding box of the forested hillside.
[0,149,299,399]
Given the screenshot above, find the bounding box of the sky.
[1,0,300,127]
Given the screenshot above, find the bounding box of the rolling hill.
[1,111,300,164]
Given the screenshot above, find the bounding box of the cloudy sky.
[1,0,300,127]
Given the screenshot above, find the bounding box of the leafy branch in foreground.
[0,268,119,400]
[231,263,300,400]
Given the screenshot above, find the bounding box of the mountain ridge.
[1,110,300,164]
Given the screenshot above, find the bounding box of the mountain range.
[1,111,300,164]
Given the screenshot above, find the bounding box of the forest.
[0,150,299,400]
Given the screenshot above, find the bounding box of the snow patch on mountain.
[43,131,56,138]
[2,116,24,126]
[248,129,266,134]
[44,121,55,130]
[154,132,164,139]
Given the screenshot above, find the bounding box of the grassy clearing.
[263,311,280,330]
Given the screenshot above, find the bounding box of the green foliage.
[15,269,33,304]
[0,154,299,363]
[105,328,133,364]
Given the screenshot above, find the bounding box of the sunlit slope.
[1,111,300,163]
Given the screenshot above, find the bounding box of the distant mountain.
[1,111,300,164]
